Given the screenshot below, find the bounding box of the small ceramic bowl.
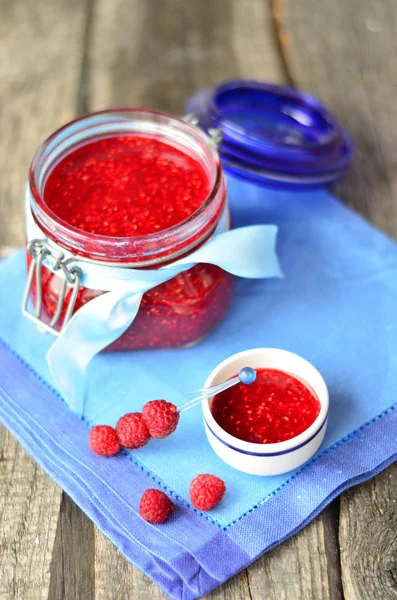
[202,348,329,476]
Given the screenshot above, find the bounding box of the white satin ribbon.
[25,189,281,416]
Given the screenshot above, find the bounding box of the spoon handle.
[178,376,240,413]
[177,367,256,414]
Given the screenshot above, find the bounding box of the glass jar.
[25,109,235,350]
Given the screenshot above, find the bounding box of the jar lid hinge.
[22,239,81,336]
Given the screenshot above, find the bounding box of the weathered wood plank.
[339,466,397,599]
[0,429,60,600]
[247,499,342,600]
[0,0,88,248]
[275,0,397,236]
[0,0,91,598]
[94,531,167,600]
[205,571,251,600]
[95,530,252,600]
[87,1,342,598]
[48,494,95,600]
[278,1,397,599]
[88,0,284,114]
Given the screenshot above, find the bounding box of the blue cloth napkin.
[0,178,397,598]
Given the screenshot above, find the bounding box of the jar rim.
[28,109,225,263]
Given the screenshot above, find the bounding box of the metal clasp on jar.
[22,239,82,335]
[182,113,223,148]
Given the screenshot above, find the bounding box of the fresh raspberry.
[142,400,179,439]
[89,425,121,456]
[139,489,174,524]
[189,474,226,511]
[116,412,151,449]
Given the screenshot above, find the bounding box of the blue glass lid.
[185,80,353,189]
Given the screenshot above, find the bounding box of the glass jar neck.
[28,109,226,265]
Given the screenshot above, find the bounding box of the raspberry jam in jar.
[26,110,234,350]
[211,368,321,444]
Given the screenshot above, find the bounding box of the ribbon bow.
[27,201,281,416]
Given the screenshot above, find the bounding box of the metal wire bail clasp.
[22,239,82,336]
[182,113,223,148]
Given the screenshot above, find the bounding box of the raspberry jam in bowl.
[26,109,234,350]
[202,348,329,475]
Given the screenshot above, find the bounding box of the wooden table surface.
[1,0,397,598]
